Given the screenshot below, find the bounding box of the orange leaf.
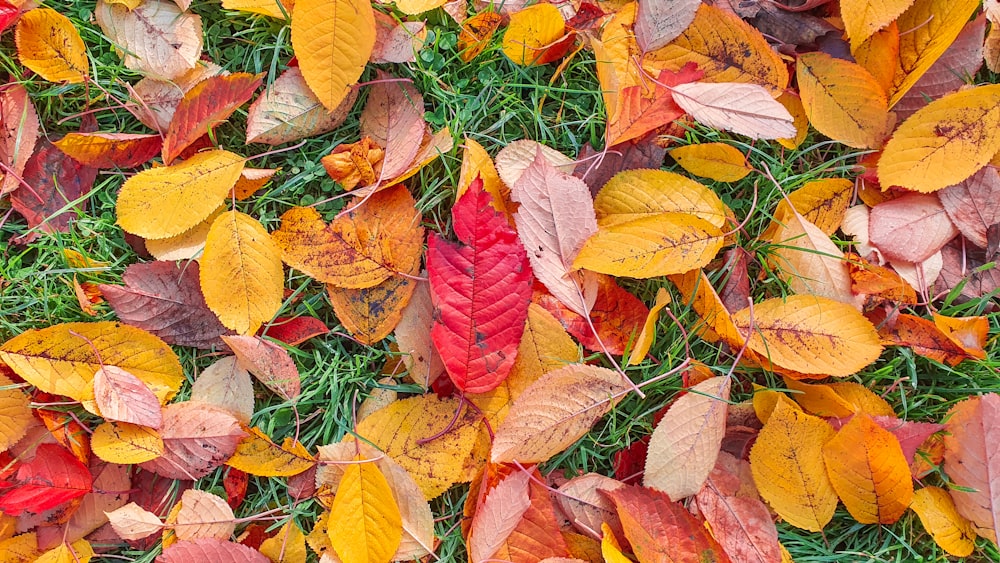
[162,73,262,164]
[458,11,502,62]
[16,8,88,83]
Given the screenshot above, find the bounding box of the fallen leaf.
[129,63,224,132]
[0,84,39,196]
[291,0,375,111]
[495,140,576,188]
[174,489,235,541]
[670,82,796,140]
[157,539,269,563]
[695,456,781,563]
[393,279,446,389]
[328,266,417,346]
[15,8,88,83]
[767,210,857,306]
[359,73,426,183]
[139,401,245,480]
[222,335,300,400]
[327,455,402,562]
[106,502,164,541]
[10,139,97,237]
[226,426,314,477]
[606,67,701,146]
[246,67,357,145]
[627,287,671,366]
[556,473,625,540]
[190,356,254,425]
[502,3,566,66]
[0,373,31,452]
[841,0,914,50]
[162,73,262,164]
[669,143,752,182]
[869,193,958,263]
[54,133,162,169]
[91,421,163,464]
[943,394,1000,541]
[371,15,425,63]
[635,0,700,52]
[458,11,502,62]
[0,444,92,515]
[94,0,202,80]
[469,470,531,563]
[937,166,1000,249]
[594,169,727,229]
[910,486,977,557]
[93,366,163,429]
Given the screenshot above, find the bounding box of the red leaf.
[0,0,18,33]
[606,484,731,563]
[258,316,329,346]
[162,73,262,164]
[10,139,97,240]
[0,444,93,515]
[534,274,649,355]
[54,133,162,169]
[428,177,533,393]
[224,468,249,511]
[613,437,649,486]
[99,261,230,350]
[157,538,270,563]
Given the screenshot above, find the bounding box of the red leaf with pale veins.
[54,133,162,169]
[607,65,703,146]
[258,316,329,347]
[139,401,244,480]
[162,72,262,164]
[869,193,959,263]
[221,335,301,400]
[534,274,649,355]
[0,444,93,515]
[99,261,230,350]
[157,539,269,563]
[428,177,533,393]
[606,484,731,563]
[10,139,97,239]
[694,456,780,563]
[938,167,1000,249]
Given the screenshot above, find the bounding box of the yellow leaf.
[601,522,632,563]
[796,52,893,149]
[501,3,565,66]
[853,23,899,93]
[825,382,895,417]
[116,150,245,239]
[910,486,977,557]
[776,92,809,150]
[305,511,334,558]
[771,178,854,237]
[34,539,94,563]
[841,0,914,50]
[752,387,802,424]
[226,426,316,477]
[750,400,838,531]
[669,143,752,182]
[458,137,511,218]
[889,0,979,105]
[594,169,727,228]
[272,185,424,289]
[0,321,183,403]
[394,0,446,15]
[731,295,883,378]
[646,4,789,94]
[291,0,375,111]
[328,456,402,563]
[201,211,284,335]
[782,378,855,418]
[222,0,293,18]
[145,206,224,261]
[573,213,724,278]
[879,85,1000,193]
[91,421,164,464]
[0,533,40,562]
[354,395,481,499]
[259,520,308,563]
[823,414,914,523]
[627,288,671,365]
[15,8,88,83]
[0,374,31,453]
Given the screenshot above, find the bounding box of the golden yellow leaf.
[646,4,789,94]
[305,511,333,558]
[601,522,631,563]
[15,8,88,83]
[0,374,31,453]
[458,137,511,218]
[354,395,481,499]
[395,0,446,15]
[573,213,724,278]
[731,295,883,378]
[226,426,316,477]
[0,321,183,403]
[291,0,375,111]
[627,288,671,365]
[776,92,809,150]
[259,520,308,563]
[594,169,727,228]
[841,0,914,50]
[0,532,40,562]
[145,206,224,261]
[201,211,284,335]
[91,421,164,464]
[668,269,745,345]
[889,0,979,105]
[328,456,402,563]
[853,23,899,93]
[222,0,293,18]
[752,386,802,424]
[669,143,752,183]
[116,150,245,239]
[749,400,838,531]
[327,265,417,345]
[825,382,895,417]
[797,52,893,149]
[502,3,565,66]
[33,539,94,563]
[823,414,914,523]
[879,84,1000,193]
[910,486,977,557]
[272,185,424,289]
[771,178,854,237]
[781,378,856,418]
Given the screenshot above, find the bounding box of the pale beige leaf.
[246,67,357,145]
[93,366,163,429]
[392,279,445,389]
[768,212,859,307]
[469,470,532,563]
[190,356,254,425]
[491,365,631,463]
[95,0,202,80]
[130,63,225,133]
[495,140,575,188]
[174,489,235,541]
[105,502,163,541]
[671,82,796,139]
[556,473,625,540]
[635,0,700,52]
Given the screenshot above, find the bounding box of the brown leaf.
[140,401,245,480]
[99,261,229,350]
[555,473,625,540]
[935,236,1000,300]
[869,193,959,263]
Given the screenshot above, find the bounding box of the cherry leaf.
[671,82,796,139]
[0,444,93,515]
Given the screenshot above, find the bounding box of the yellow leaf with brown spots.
[16,8,89,83]
[92,421,164,464]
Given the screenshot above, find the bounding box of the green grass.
[2,0,1000,561]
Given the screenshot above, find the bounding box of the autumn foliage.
[2,0,1000,561]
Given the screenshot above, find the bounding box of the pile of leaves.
[1,0,1000,561]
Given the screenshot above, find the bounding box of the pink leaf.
[869,193,959,263]
[428,178,533,393]
[139,401,244,480]
[156,539,269,563]
[944,393,1000,541]
[221,335,301,400]
[512,148,599,316]
[360,72,426,182]
[93,366,164,429]
[469,470,532,563]
[0,84,39,196]
[938,167,1000,249]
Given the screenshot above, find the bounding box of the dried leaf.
[191,356,254,425]
[469,470,532,563]
[635,0,700,52]
[556,473,625,540]
[938,166,1000,249]
[95,0,202,80]
[627,288,671,366]
[359,72,426,183]
[869,193,958,263]
[502,3,566,66]
[767,211,857,305]
[139,401,245,480]
[669,143,752,182]
[371,15,425,63]
[54,133,162,169]
[496,140,576,188]
[222,335,300,400]
[10,139,97,237]
[393,279,446,389]
[695,457,781,563]
[93,366,163,428]
[943,394,1000,541]
[671,82,796,140]
[162,73,262,164]
[174,489,235,541]
[106,502,164,541]
[328,267,417,345]
[246,67,356,145]
[0,84,39,196]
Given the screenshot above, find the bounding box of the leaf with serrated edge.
[327,455,402,563]
[226,426,315,477]
[669,143,752,183]
[93,366,163,428]
[94,0,202,80]
[869,193,958,263]
[139,401,245,480]
[469,470,532,563]
[222,335,300,400]
[767,211,858,306]
[0,374,31,451]
[162,73,262,164]
[750,400,838,531]
[635,0,700,52]
[291,0,375,111]
[190,356,254,424]
[842,0,915,50]
[174,490,235,541]
[360,72,426,182]
[91,421,164,464]
[106,502,164,541]
[911,486,977,557]
[492,365,630,464]
[595,169,727,228]
[116,150,245,239]
[246,67,357,145]
[16,8,88,83]
[672,82,795,140]
[644,376,731,501]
